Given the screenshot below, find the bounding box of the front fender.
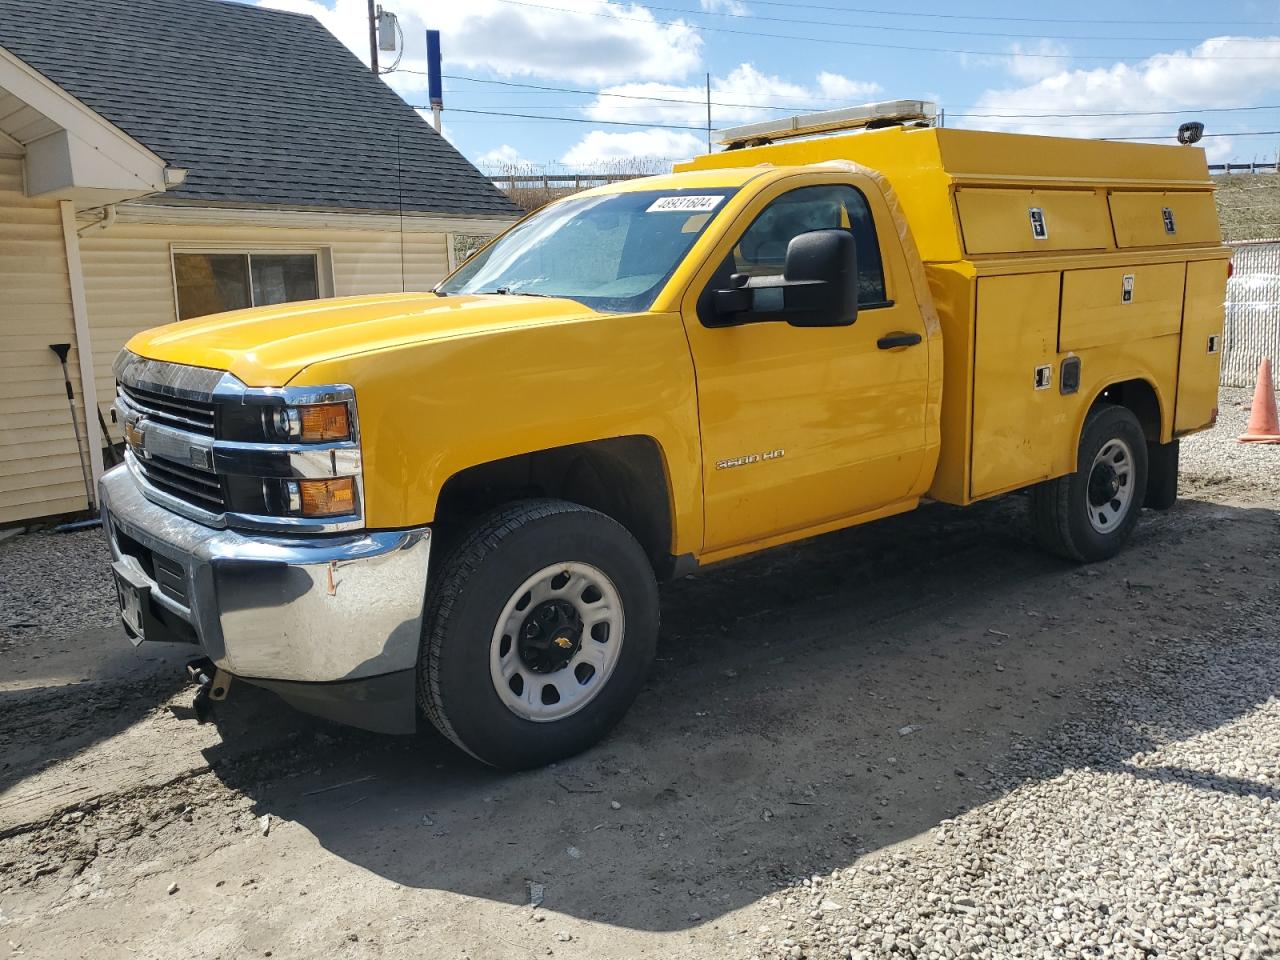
[291,311,705,556]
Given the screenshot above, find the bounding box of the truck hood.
[125,293,597,387]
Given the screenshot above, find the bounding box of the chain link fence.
[1224,240,1280,386]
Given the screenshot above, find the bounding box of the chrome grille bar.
[118,384,216,435]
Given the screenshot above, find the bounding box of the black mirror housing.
[780,229,858,327]
[707,229,858,328]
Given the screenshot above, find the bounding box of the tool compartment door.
[971,273,1070,499]
[956,187,1111,255]
[1109,191,1220,248]
[1175,259,1228,433]
[1059,262,1185,351]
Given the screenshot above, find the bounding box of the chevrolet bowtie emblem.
[125,419,149,458]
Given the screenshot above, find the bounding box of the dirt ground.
[1,415,1277,959]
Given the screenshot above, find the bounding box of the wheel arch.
[431,435,684,578]
[1081,376,1168,448]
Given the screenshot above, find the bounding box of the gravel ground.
[745,596,1280,960]
[0,384,1276,960]
[1181,386,1280,500]
[742,388,1280,960]
[0,528,114,658]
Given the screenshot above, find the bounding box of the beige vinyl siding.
[0,155,91,523]
[80,220,451,444]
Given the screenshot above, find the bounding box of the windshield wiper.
[482,287,558,298]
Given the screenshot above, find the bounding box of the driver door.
[679,174,932,554]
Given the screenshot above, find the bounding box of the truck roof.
[675,125,1213,188]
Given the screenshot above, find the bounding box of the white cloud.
[700,0,748,13]
[559,129,705,167]
[476,144,533,168]
[258,0,702,86]
[969,36,1280,162]
[959,39,1074,83]
[583,63,881,127]
[1004,40,1073,83]
[814,71,882,103]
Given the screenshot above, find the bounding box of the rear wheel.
[1030,405,1148,562]
[418,499,658,769]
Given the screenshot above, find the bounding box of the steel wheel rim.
[1086,436,1136,534]
[490,561,625,722]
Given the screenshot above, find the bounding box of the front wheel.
[1030,405,1149,563]
[418,499,658,769]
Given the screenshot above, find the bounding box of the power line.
[604,0,1280,44]
[429,71,808,112]
[950,104,1280,120]
[428,73,1280,121]
[1104,130,1280,141]
[416,105,706,131]
[715,0,1280,26]
[413,103,1280,143]
[493,0,1280,60]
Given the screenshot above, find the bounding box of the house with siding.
[0,0,519,525]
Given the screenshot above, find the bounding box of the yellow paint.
[672,168,936,552]
[1175,260,1229,433]
[127,293,604,387]
[971,273,1066,499]
[1109,191,1221,248]
[121,126,1230,563]
[956,187,1111,255]
[1060,262,1185,351]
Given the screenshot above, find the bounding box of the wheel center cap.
[1089,463,1120,506]
[518,598,583,673]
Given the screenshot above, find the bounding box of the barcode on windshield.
[646,195,724,213]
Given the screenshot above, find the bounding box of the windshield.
[439,188,738,313]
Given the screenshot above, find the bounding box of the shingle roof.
[0,0,519,217]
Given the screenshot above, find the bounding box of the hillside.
[1215,174,1280,242]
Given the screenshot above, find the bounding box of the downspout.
[77,203,117,235]
[58,200,105,494]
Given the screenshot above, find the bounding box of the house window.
[174,252,321,320]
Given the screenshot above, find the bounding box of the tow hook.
[185,657,232,724]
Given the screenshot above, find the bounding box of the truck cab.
[101,102,1229,768]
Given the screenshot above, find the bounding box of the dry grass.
[1215,173,1280,242]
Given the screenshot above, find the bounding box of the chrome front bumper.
[99,464,431,684]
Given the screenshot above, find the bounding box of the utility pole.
[367,0,380,74]
[706,73,712,153]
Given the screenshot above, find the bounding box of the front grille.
[134,454,226,513]
[118,383,216,437]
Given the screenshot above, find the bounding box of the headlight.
[263,402,352,442]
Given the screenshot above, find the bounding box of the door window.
[702,184,886,325]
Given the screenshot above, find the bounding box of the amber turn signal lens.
[299,402,351,441]
[297,477,356,517]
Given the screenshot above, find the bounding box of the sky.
[245,0,1280,170]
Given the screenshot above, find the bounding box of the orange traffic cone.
[1238,357,1280,444]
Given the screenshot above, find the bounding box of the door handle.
[877,332,922,350]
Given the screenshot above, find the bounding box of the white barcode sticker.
[646,195,724,213]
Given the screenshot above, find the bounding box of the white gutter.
[59,199,105,494]
[77,203,117,235]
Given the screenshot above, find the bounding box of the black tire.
[1030,405,1148,563]
[1144,439,1179,511]
[417,499,658,770]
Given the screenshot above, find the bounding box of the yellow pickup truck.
[101,103,1229,768]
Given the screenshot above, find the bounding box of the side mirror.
[710,229,858,328]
